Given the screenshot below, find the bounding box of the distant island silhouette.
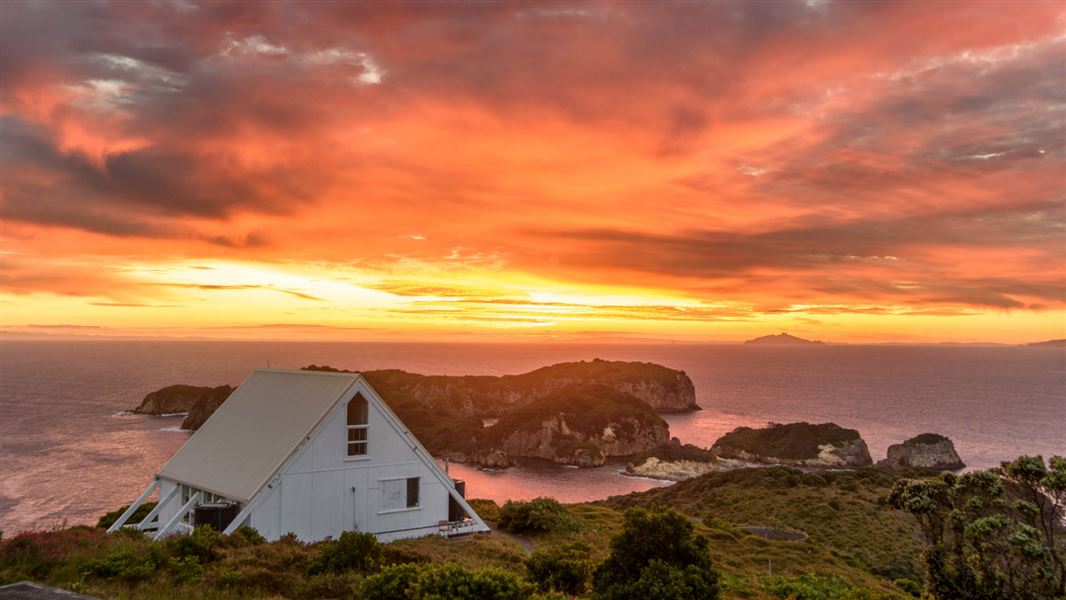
[744,332,824,345]
[1027,339,1066,347]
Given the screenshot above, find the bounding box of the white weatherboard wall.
[143,370,486,543]
[249,378,451,542]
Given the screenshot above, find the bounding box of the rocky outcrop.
[132,385,217,415]
[711,422,872,468]
[180,386,234,430]
[309,358,700,417]
[477,449,514,470]
[147,360,690,463]
[485,383,670,467]
[880,433,964,470]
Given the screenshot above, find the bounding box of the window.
[380,477,420,511]
[346,395,368,457]
[406,477,420,508]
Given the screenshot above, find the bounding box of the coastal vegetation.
[887,455,1066,599]
[15,459,1061,599]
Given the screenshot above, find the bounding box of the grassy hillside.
[605,466,925,585]
[1,467,927,599]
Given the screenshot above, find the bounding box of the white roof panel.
[157,369,358,502]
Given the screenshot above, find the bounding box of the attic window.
[346,395,368,457]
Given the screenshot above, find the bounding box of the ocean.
[1,340,1063,533]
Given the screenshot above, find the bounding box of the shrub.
[84,548,163,582]
[498,497,575,534]
[468,498,502,522]
[168,555,204,583]
[364,562,533,600]
[226,525,266,547]
[593,507,719,600]
[307,531,382,575]
[96,502,158,529]
[363,563,422,600]
[525,542,593,595]
[764,573,882,599]
[215,565,242,587]
[894,578,922,597]
[166,525,223,563]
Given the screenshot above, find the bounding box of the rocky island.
[478,383,669,468]
[880,433,965,470]
[711,422,872,468]
[130,359,696,468]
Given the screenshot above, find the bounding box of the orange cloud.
[1,1,1063,343]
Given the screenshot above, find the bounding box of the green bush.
[168,555,204,583]
[893,578,922,597]
[364,562,533,599]
[468,498,502,522]
[95,502,158,529]
[498,497,575,534]
[215,565,242,587]
[363,563,422,600]
[84,548,163,582]
[307,531,382,575]
[593,507,719,599]
[166,525,222,563]
[525,542,593,595]
[227,525,266,547]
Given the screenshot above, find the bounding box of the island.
[879,433,965,470]
[743,332,824,345]
[710,422,872,467]
[130,359,697,468]
[1027,338,1066,347]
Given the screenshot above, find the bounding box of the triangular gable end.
[156,369,360,502]
[217,371,488,535]
[350,376,490,533]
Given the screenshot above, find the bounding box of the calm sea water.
[1,340,1063,533]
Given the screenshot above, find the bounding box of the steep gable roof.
[157,369,358,502]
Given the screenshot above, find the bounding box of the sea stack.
[880,433,965,470]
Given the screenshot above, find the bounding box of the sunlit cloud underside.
[1,1,1064,343]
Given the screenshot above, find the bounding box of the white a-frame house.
[108,369,489,542]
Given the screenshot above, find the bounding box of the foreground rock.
[880,433,964,470]
[711,422,872,468]
[131,385,223,415]
[483,383,670,467]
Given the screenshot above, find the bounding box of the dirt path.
[488,522,534,554]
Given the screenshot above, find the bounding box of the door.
[344,469,367,532]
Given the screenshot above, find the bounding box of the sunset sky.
[1,1,1064,343]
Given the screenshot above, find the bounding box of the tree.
[593,507,719,600]
[888,455,1066,599]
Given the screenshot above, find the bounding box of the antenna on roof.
[267,360,271,369]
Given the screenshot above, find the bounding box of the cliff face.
[880,433,964,470]
[711,422,873,468]
[132,385,218,415]
[485,383,670,467]
[180,386,234,430]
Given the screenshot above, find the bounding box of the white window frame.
[346,395,369,459]
[377,476,421,513]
